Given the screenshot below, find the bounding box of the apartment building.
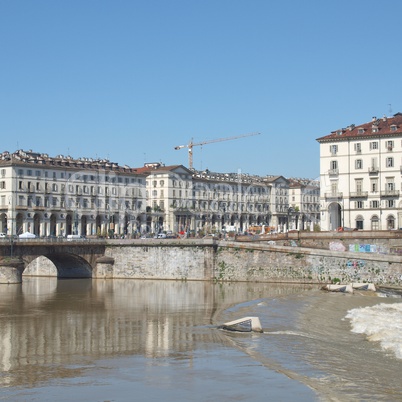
[0,150,147,237]
[317,113,402,231]
[288,178,320,230]
[136,163,292,234]
[0,149,320,237]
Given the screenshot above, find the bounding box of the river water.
[0,278,401,401]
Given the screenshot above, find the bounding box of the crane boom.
[174,132,260,169]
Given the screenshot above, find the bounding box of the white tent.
[19,232,36,239]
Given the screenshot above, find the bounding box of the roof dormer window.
[390,125,397,132]
[372,127,378,133]
[358,128,365,134]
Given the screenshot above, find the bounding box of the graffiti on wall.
[349,244,376,253]
[390,247,402,256]
[346,259,366,268]
[329,241,346,252]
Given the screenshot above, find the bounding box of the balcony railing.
[325,192,343,200]
[380,190,400,197]
[368,167,379,174]
[349,191,368,198]
[328,169,339,176]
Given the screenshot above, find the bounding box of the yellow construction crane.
[174,132,260,169]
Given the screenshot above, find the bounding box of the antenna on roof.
[388,103,393,116]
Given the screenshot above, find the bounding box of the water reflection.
[0,278,313,388]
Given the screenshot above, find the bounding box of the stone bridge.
[0,239,114,283]
[1,235,402,286]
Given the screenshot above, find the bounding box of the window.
[330,160,338,170]
[0,181,5,189]
[386,179,395,194]
[18,169,23,176]
[355,201,363,209]
[386,157,394,167]
[391,125,397,132]
[355,179,363,193]
[355,159,363,169]
[371,216,379,230]
[386,140,394,151]
[358,128,365,134]
[371,179,378,192]
[370,200,379,208]
[387,215,395,229]
[356,216,364,230]
[27,170,32,176]
[330,145,338,155]
[370,141,378,150]
[387,200,395,208]
[354,143,361,153]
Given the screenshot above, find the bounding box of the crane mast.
[174,132,260,169]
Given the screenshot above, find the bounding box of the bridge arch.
[24,253,92,278]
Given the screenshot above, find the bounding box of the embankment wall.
[102,238,402,286]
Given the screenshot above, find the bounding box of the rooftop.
[316,113,402,142]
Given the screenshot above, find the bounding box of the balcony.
[368,167,379,175]
[380,190,400,197]
[349,191,368,198]
[325,192,343,200]
[328,169,339,177]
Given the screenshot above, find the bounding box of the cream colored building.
[289,178,320,230]
[1,149,319,237]
[137,163,291,234]
[0,150,147,237]
[317,113,402,231]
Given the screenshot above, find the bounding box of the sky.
[1,0,402,180]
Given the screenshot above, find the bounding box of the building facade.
[138,163,293,234]
[0,149,320,237]
[0,150,147,237]
[317,113,402,231]
[289,178,320,230]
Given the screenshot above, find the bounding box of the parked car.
[19,232,36,239]
[67,234,85,241]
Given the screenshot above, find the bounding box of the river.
[0,278,401,401]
